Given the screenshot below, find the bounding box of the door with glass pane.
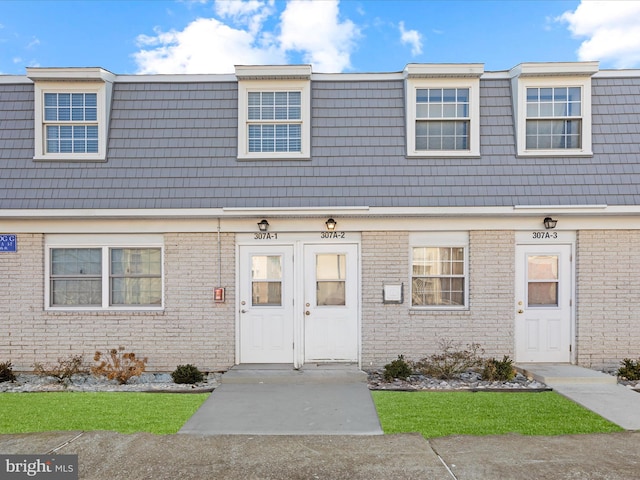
[303,244,358,362]
[239,246,294,363]
[515,244,572,363]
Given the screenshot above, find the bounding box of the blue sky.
[1,0,640,75]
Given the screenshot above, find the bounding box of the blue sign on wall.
[0,235,17,252]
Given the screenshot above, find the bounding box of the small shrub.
[0,361,17,383]
[92,347,148,385]
[413,339,485,380]
[618,358,640,381]
[482,355,516,382]
[171,364,205,384]
[33,354,86,385]
[383,355,413,381]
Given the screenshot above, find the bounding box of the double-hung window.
[27,67,114,161]
[510,62,597,156]
[46,235,163,310]
[410,232,469,309]
[44,92,98,154]
[248,91,302,153]
[404,64,483,157]
[236,65,311,160]
[525,87,582,150]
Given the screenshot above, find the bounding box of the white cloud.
[134,0,359,74]
[134,17,283,74]
[215,0,275,35]
[279,0,359,72]
[559,0,640,68]
[398,21,422,56]
[26,37,40,49]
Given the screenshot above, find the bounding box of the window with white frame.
[525,86,582,150]
[410,232,468,308]
[44,92,98,154]
[416,87,470,151]
[46,235,163,309]
[27,68,114,161]
[404,64,483,158]
[510,62,598,156]
[236,65,311,160]
[248,91,302,153]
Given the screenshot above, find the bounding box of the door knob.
[517,309,524,314]
[305,311,310,315]
[241,309,248,313]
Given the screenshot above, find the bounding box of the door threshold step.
[223,364,367,384]
[516,364,617,385]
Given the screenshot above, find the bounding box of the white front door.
[515,244,573,363]
[239,245,294,363]
[303,244,358,362]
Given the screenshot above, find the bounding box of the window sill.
[237,153,311,161]
[45,306,164,313]
[407,150,481,159]
[34,154,107,162]
[516,149,593,158]
[409,306,470,313]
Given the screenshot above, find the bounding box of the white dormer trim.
[235,64,312,81]
[404,63,484,79]
[236,65,311,161]
[509,62,599,78]
[27,68,114,162]
[510,62,599,157]
[404,64,484,158]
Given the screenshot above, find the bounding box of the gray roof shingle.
[0,75,639,210]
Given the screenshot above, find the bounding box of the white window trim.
[44,234,164,311]
[237,75,311,161]
[510,62,598,157]
[237,79,311,160]
[409,231,470,310]
[27,68,115,162]
[404,64,483,158]
[33,81,108,161]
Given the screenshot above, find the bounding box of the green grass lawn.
[0,392,209,435]
[372,390,623,438]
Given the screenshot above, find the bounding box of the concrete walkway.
[4,430,640,479]
[179,364,383,435]
[518,363,640,430]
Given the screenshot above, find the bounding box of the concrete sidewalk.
[518,363,640,430]
[179,364,383,435]
[3,430,640,479]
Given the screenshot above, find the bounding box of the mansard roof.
[1,64,639,211]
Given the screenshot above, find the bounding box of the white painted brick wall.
[2,233,235,372]
[576,230,640,370]
[5,229,636,373]
[361,231,515,368]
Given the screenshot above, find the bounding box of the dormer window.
[44,92,98,154]
[525,87,582,150]
[416,87,470,151]
[236,65,311,161]
[510,62,598,157]
[404,64,483,158]
[27,67,114,162]
[247,91,302,153]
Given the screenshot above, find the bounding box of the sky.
[1,0,640,76]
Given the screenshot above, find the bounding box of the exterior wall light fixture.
[257,219,269,232]
[543,217,558,229]
[325,218,337,231]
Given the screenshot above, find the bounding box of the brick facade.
[2,233,235,372]
[576,230,640,370]
[3,228,639,372]
[361,231,515,368]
